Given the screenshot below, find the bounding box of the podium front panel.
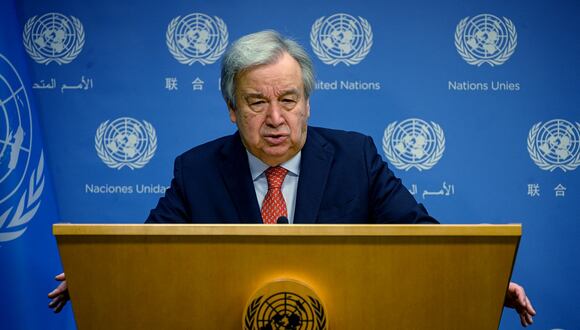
[54,224,520,330]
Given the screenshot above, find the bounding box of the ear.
[228,102,237,123]
[305,98,311,118]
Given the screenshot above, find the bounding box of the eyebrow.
[243,88,301,99]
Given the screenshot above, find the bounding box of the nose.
[265,102,285,127]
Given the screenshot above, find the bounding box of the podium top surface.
[53,223,521,237]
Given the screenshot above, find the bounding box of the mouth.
[263,133,289,145]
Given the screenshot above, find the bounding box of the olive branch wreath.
[243,295,327,329]
[23,15,85,65]
[0,151,45,242]
[527,121,580,172]
[95,120,157,170]
[455,16,517,67]
[166,15,228,66]
[309,296,327,329]
[243,296,262,330]
[382,121,445,171]
[311,15,373,66]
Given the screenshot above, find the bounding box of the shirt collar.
[247,151,301,181]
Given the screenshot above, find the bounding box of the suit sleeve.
[145,155,190,223]
[365,136,439,224]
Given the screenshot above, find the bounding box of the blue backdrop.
[2,0,579,329]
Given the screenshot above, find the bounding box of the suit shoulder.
[177,134,233,164]
[309,126,370,146]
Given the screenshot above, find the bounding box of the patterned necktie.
[261,166,289,224]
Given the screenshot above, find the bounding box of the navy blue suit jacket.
[146,126,437,224]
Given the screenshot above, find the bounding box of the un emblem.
[382,118,445,171]
[528,119,580,172]
[244,279,327,330]
[23,13,85,65]
[166,13,228,65]
[310,13,373,66]
[0,53,45,242]
[95,117,157,170]
[455,14,517,66]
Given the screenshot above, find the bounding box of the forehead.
[235,53,303,94]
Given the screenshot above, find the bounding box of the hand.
[505,281,536,327]
[48,272,69,313]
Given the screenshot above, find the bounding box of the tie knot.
[265,166,288,189]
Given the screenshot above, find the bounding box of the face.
[229,52,310,166]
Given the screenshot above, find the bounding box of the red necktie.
[261,166,288,224]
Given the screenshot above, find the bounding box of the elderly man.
[146,30,436,225]
[50,30,535,326]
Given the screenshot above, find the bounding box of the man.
[146,31,435,225]
[50,30,536,326]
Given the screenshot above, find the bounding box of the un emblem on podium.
[528,119,580,172]
[23,13,85,65]
[166,13,228,65]
[0,54,44,242]
[310,13,373,66]
[95,117,157,170]
[455,14,517,66]
[244,279,327,330]
[382,118,445,171]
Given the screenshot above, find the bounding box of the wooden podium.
[53,224,520,329]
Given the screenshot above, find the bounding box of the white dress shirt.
[247,151,301,224]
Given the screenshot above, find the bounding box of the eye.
[247,99,268,112]
[281,97,298,107]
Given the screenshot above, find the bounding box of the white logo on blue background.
[455,14,517,66]
[310,13,373,66]
[382,118,445,171]
[23,13,85,65]
[95,117,157,170]
[0,53,45,242]
[166,13,228,65]
[528,119,580,172]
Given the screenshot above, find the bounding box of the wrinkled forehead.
[234,53,304,96]
[235,50,286,79]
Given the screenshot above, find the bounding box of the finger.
[524,311,534,326]
[48,289,57,299]
[53,300,66,313]
[519,312,529,327]
[48,295,63,307]
[48,288,61,298]
[48,281,68,298]
[55,273,66,281]
[525,296,536,316]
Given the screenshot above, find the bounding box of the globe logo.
[244,280,327,330]
[528,119,580,172]
[23,13,85,65]
[95,117,157,170]
[455,14,517,66]
[0,53,44,242]
[166,13,228,65]
[255,292,316,329]
[310,13,373,66]
[382,118,445,171]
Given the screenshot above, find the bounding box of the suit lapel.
[218,132,262,223]
[294,128,334,223]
